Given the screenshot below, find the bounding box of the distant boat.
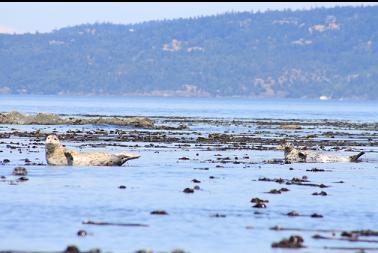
[319,95,331,101]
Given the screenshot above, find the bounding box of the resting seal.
[45,135,140,166]
[279,144,365,163]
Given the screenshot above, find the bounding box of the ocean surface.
[0,95,377,253]
[1,95,378,121]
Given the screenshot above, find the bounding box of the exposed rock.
[183,188,194,193]
[0,111,154,128]
[77,230,88,237]
[12,167,27,176]
[150,210,168,215]
[63,246,80,253]
[280,124,302,130]
[272,235,305,248]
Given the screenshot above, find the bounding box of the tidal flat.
[1,111,378,253]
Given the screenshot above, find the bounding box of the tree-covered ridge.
[0,6,377,99]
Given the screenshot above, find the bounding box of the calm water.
[1,95,378,121]
[0,95,377,253]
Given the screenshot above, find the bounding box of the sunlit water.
[0,95,377,253]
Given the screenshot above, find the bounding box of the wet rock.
[193,167,209,170]
[287,211,300,217]
[150,210,168,215]
[12,167,27,176]
[183,188,194,193]
[210,213,226,218]
[306,168,326,172]
[250,198,269,203]
[312,191,327,196]
[0,111,154,128]
[342,230,378,237]
[88,249,101,253]
[171,250,186,253]
[63,245,80,253]
[310,213,323,218]
[77,230,88,237]
[267,189,282,194]
[178,157,190,160]
[253,203,267,208]
[341,231,355,238]
[17,176,29,182]
[280,124,302,130]
[271,235,305,248]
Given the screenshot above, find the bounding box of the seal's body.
[282,144,364,163]
[45,135,140,166]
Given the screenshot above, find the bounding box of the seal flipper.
[350,152,365,162]
[64,151,74,165]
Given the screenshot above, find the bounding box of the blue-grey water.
[0,95,377,253]
[1,95,378,121]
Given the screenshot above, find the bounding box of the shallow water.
[0,95,378,253]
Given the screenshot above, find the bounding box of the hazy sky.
[1,2,377,34]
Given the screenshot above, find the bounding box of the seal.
[45,134,140,166]
[279,144,365,163]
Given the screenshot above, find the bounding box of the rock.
[0,111,154,128]
[17,176,29,182]
[310,213,323,218]
[183,188,194,193]
[287,211,300,216]
[267,189,282,194]
[280,124,302,130]
[150,210,168,215]
[171,250,186,253]
[253,203,267,208]
[12,167,27,176]
[178,157,190,160]
[312,191,327,196]
[118,185,127,189]
[210,213,226,218]
[63,245,80,253]
[251,198,269,203]
[77,230,88,237]
[272,235,304,248]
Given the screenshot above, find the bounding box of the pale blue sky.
[1,2,377,34]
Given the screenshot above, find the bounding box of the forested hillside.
[1,6,377,99]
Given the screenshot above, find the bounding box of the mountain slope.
[0,6,378,99]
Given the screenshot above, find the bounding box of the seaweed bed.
[0,112,378,253]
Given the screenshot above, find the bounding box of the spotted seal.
[45,134,140,166]
[279,144,365,163]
